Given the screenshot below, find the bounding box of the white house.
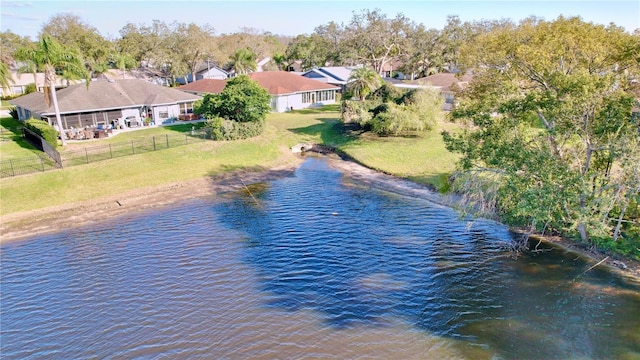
[179,71,339,113]
[175,64,229,84]
[301,66,363,92]
[9,79,202,130]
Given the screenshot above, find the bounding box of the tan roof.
[10,79,201,115]
[409,72,473,92]
[179,71,338,95]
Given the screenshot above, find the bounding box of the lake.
[1,157,639,359]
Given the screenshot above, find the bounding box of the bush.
[24,118,58,149]
[9,107,18,119]
[24,83,37,95]
[341,100,373,127]
[203,116,265,141]
[195,76,271,124]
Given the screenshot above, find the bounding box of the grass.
[0,117,43,159]
[1,100,13,109]
[0,109,462,216]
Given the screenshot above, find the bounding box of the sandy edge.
[2,154,639,282]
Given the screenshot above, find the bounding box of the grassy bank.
[0,110,459,216]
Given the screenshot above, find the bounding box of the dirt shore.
[2,154,639,282]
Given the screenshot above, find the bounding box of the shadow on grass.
[288,117,363,148]
[0,117,41,154]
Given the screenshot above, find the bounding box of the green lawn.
[0,109,461,215]
[0,117,43,159]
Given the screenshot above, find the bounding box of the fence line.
[22,127,63,168]
[1,131,208,178]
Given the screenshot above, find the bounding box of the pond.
[1,157,639,359]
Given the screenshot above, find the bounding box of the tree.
[195,75,270,123]
[117,20,173,72]
[40,13,112,78]
[15,35,89,146]
[169,22,216,83]
[343,9,413,75]
[0,61,14,94]
[443,16,640,250]
[284,34,329,71]
[347,66,384,101]
[272,52,287,71]
[402,24,442,79]
[313,21,350,66]
[229,48,257,75]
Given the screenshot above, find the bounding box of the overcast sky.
[2,0,638,40]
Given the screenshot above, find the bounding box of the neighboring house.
[175,63,229,84]
[285,60,303,72]
[395,72,473,111]
[0,70,82,97]
[256,56,271,72]
[179,71,339,113]
[380,59,416,80]
[301,66,363,92]
[9,79,202,131]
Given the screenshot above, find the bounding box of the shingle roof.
[9,79,201,115]
[179,79,227,94]
[408,72,473,92]
[249,72,338,95]
[178,71,338,95]
[301,66,362,85]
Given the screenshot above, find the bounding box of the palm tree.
[0,61,15,95]
[347,67,384,101]
[272,52,287,71]
[15,35,89,146]
[229,48,257,75]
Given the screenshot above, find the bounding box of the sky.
[1,0,639,40]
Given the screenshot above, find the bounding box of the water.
[2,157,639,359]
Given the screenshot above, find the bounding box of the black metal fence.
[60,132,207,167]
[22,127,63,167]
[0,154,60,178]
[0,131,208,178]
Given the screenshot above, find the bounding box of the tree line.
[1,9,523,86]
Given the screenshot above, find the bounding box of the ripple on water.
[1,157,639,359]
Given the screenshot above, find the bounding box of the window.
[159,111,169,119]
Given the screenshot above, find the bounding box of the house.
[179,71,339,113]
[380,59,416,80]
[301,66,363,92]
[395,72,473,111]
[0,70,83,97]
[285,60,303,72]
[9,79,202,131]
[175,63,229,84]
[256,56,271,72]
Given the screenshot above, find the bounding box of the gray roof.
[9,79,201,115]
[302,66,362,84]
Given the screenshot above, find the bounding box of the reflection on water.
[1,157,639,359]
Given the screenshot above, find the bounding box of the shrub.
[24,83,37,95]
[203,116,265,141]
[341,100,373,128]
[9,107,18,119]
[195,76,270,124]
[24,118,58,149]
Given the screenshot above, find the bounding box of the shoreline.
[2,154,639,282]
